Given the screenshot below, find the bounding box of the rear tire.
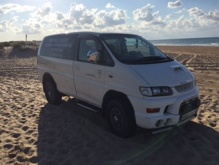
[107,100,136,138]
[43,80,62,105]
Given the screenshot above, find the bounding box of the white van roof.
[45,31,137,38]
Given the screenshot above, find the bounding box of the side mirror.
[87,50,100,63]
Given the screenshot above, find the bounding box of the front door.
[74,36,105,107]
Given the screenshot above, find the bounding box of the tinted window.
[40,35,75,60]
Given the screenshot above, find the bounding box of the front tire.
[43,80,62,105]
[107,100,136,138]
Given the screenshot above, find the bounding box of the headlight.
[139,86,173,96]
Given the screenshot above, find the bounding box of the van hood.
[130,61,194,87]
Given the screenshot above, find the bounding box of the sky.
[0,0,219,41]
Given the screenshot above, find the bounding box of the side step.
[76,101,101,113]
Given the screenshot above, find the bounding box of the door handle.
[97,70,102,78]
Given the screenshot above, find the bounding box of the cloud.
[0,3,35,15]
[188,7,204,17]
[206,10,219,22]
[165,14,172,19]
[132,4,165,28]
[0,20,7,32]
[174,8,186,14]
[68,3,95,25]
[175,15,192,28]
[0,16,21,32]
[0,25,3,32]
[36,2,52,17]
[14,3,53,34]
[21,18,42,34]
[168,0,182,9]
[133,3,155,21]
[56,12,65,20]
[199,10,219,26]
[187,7,219,26]
[8,16,18,26]
[24,3,60,34]
[94,9,127,27]
[105,3,115,9]
[69,3,86,19]
[65,3,128,28]
[90,8,127,28]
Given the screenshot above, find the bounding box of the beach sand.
[0,46,219,164]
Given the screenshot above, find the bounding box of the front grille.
[175,82,194,93]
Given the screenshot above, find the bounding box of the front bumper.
[129,87,200,129]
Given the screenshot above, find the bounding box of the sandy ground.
[0,46,219,165]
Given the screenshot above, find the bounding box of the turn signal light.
[146,108,160,113]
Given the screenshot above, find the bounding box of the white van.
[37,32,201,138]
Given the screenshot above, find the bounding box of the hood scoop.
[170,65,183,71]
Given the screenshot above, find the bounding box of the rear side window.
[40,35,75,60]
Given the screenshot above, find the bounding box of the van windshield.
[100,34,173,64]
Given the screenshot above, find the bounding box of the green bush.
[12,41,26,49]
[0,41,40,50]
[0,43,4,49]
[0,42,11,49]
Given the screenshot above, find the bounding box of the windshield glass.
[101,34,173,64]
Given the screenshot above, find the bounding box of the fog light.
[155,119,163,127]
[146,108,160,113]
[164,118,171,125]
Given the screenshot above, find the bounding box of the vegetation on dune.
[0,41,40,58]
[0,42,10,49]
[0,41,40,50]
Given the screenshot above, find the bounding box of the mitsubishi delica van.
[37,32,201,138]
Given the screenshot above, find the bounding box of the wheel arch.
[102,90,135,120]
[42,73,56,91]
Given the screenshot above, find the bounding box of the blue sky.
[0,0,219,41]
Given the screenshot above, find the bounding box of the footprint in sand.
[12,133,21,139]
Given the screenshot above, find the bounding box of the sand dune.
[0,46,219,164]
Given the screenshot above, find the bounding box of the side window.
[40,35,75,60]
[78,38,101,64]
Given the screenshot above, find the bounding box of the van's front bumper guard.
[152,97,201,134]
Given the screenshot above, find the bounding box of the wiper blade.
[138,56,166,62]
[122,56,173,64]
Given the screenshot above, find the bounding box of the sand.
[0,46,219,164]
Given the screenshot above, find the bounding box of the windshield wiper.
[135,56,173,64]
